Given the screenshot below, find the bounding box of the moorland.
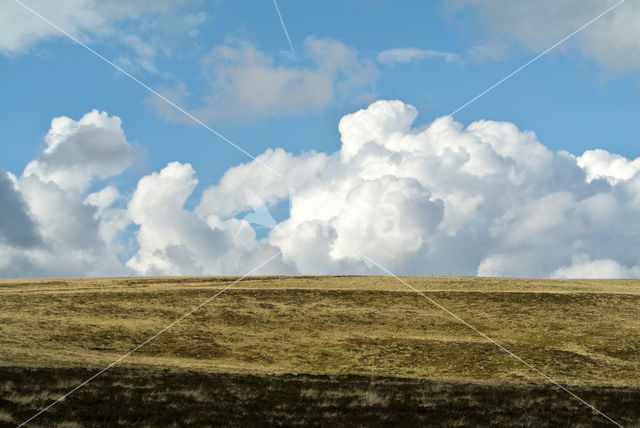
[1,276,638,426]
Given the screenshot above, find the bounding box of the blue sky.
[2,1,637,179]
[1,0,640,278]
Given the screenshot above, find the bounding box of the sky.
[1,0,639,278]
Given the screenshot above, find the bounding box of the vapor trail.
[272,0,297,63]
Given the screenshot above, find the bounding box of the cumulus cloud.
[196,100,640,278]
[577,149,640,185]
[444,0,640,71]
[23,110,132,193]
[127,161,290,275]
[197,148,328,218]
[127,161,224,275]
[85,185,130,248]
[0,110,132,278]
[152,36,379,120]
[377,48,462,65]
[3,102,640,278]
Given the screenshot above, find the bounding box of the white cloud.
[0,110,132,278]
[23,110,132,193]
[85,185,130,248]
[197,148,328,218]
[127,161,290,275]
[85,185,121,211]
[127,161,223,275]
[152,36,379,120]
[552,255,640,279]
[3,101,640,279]
[21,203,126,278]
[445,0,640,71]
[196,100,640,278]
[577,149,640,185]
[377,48,462,65]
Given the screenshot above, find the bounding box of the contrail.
[272,0,297,63]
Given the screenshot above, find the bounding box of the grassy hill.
[1,276,639,426]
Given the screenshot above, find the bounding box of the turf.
[0,276,638,426]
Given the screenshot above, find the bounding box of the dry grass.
[0,276,639,426]
[1,275,639,294]
[0,276,638,387]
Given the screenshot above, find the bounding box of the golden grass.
[2,275,640,294]
[0,276,639,386]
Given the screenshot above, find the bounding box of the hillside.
[1,276,639,426]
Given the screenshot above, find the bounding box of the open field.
[1,276,639,426]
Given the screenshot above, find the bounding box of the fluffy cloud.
[577,149,640,184]
[127,161,224,275]
[197,100,640,277]
[3,101,640,278]
[23,110,132,193]
[197,148,328,218]
[0,111,131,278]
[444,0,640,71]
[127,161,290,275]
[85,185,130,249]
[153,37,379,120]
[377,48,462,65]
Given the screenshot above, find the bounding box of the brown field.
[0,276,639,426]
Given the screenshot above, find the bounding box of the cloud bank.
[3,101,640,278]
